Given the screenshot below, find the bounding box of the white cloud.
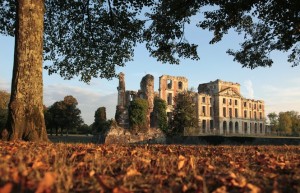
[242,80,254,99]
[44,84,117,125]
[262,83,300,115]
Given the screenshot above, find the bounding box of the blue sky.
[1,22,299,125]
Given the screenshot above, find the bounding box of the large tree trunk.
[6,0,48,141]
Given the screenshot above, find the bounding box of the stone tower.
[115,72,129,128]
[140,74,155,128]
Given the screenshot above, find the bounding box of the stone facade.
[115,73,156,128]
[197,79,265,135]
[115,73,266,136]
[159,75,188,121]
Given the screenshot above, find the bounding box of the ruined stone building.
[115,73,266,135]
[115,73,156,128]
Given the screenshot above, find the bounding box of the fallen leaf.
[0,183,13,193]
[89,170,95,177]
[246,183,261,193]
[126,169,141,177]
[194,175,204,181]
[35,172,56,193]
[189,156,195,170]
[178,155,186,170]
[112,187,131,193]
[213,186,227,193]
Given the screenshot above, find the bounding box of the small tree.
[278,112,293,135]
[267,112,279,134]
[171,91,198,135]
[0,90,10,132]
[93,107,108,133]
[128,98,148,130]
[152,97,168,133]
[45,96,83,136]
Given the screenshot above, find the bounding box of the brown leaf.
[246,183,261,193]
[112,187,132,193]
[189,156,195,170]
[126,169,141,177]
[0,183,13,193]
[178,155,186,170]
[35,172,56,193]
[212,186,227,193]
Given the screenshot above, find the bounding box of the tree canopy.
[267,111,300,136]
[171,90,198,135]
[45,95,83,136]
[1,0,298,83]
[0,90,10,131]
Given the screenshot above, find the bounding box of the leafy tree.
[171,90,197,135]
[152,97,168,133]
[0,90,10,132]
[197,0,299,68]
[128,98,148,130]
[93,107,108,133]
[278,112,293,135]
[278,111,300,136]
[45,96,83,136]
[267,112,278,134]
[1,0,298,140]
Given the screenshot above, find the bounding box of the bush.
[128,98,148,130]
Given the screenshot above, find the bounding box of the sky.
[1,19,299,125]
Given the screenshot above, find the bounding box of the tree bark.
[6,0,48,141]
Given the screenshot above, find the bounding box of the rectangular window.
[202,97,205,103]
[202,106,206,116]
[210,107,213,116]
[244,110,247,118]
[229,99,232,105]
[244,102,247,107]
[235,100,238,105]
[223,98,226,104]
[254,104,257,109]
[167,93,172,105]
[254,112,257,119]
[260,112,262,119]
[167,79,172,89]
[235,108,238,118]
[249,103,252,108]
[223,107,226,117]
[178,81,183,90]
[229,108,232,117]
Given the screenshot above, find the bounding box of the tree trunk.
[6,0,48,141]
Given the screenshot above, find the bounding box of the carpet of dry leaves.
[0,141,299,193]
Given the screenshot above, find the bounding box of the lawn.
[0,141,299,192]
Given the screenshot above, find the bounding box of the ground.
[0,141,299,192]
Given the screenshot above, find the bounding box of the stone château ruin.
[115,73,267,136]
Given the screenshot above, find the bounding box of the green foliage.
[0,90,10,130]
[93,107,108,133]
[1,1,298,82]
[171,90,198,135]
[45,95,83,135]
[267,112,279,133]
[198,0,299,68]
[269,111,300,136]
[128,98,148,130]
[152,97,168,132]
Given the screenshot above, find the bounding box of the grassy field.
[0,141,299,193]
